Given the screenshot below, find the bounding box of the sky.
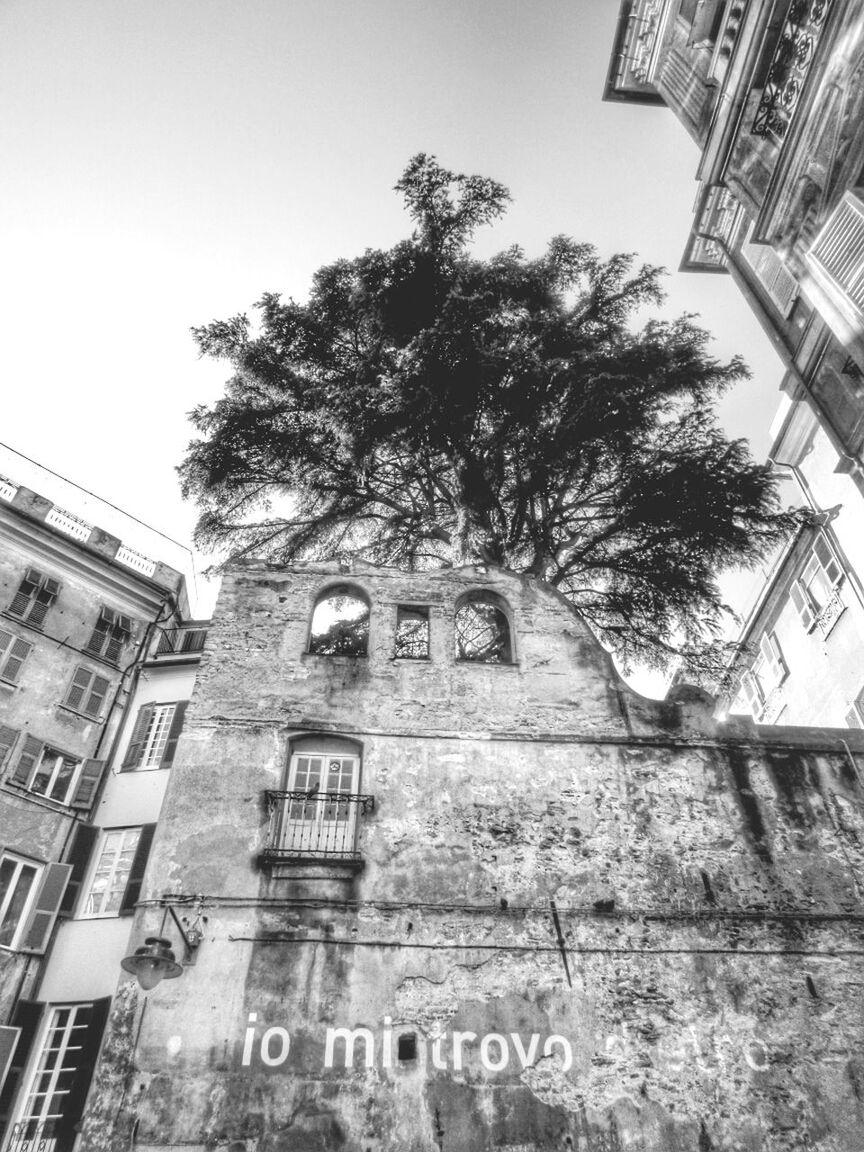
[0,0,789,648]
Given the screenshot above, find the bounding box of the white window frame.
[139,703,177,768]
[81,828,142,918]
[26,749,83,806]
[280,751,361,856]
[12,1003,89,1142]
[0,854,42,951]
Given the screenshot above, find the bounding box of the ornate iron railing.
[262,791,374,864]
[815,590,845,637]
[5,1120,58,1152]
[753,0,831,141]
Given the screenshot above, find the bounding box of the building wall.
[80,562,864,1152]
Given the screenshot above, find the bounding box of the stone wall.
[84,562,864,1152]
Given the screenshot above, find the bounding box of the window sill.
[2,780,75,813]
[56,704,104,724]
[261,852,365,879]
[1,610,44,633]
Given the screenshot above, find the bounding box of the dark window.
[397,1033,417,1062]
[7,569,60,628]
[455,594,512,663]
[395,606,430,659]
[63,667,111,719]
[85,608,132,663]
[0,629,32,685]
[308,586,370,656]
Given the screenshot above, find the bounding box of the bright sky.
[0,0,787,644]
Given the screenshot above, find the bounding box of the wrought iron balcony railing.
[815,590,845,637]
[5,1120,60,1152]
[262,790,375,866]
[752,0,830,142]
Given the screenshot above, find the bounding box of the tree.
[180,154,802,674]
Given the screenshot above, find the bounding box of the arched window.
[454,592,512,663]
[308,585,370,656]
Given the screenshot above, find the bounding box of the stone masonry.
[83,561,864,1152]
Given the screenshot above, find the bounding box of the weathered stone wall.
[84,562,864,1152]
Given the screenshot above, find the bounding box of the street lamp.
[121,900,206,991]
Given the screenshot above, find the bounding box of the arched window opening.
[455,594,512,663]
[308,585,369,656]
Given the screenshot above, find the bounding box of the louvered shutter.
[121,704,155,770]
[119,824,156,915]
[1,636,32,684]
[809,192,864,316]
[790,580,815,629]
[7,569,40,619]
[0,725,19,769]
[10,735,43,786]
[53,998,111,1149]
[65,667,93,712]
[85,610,111,657]
[846,706,863,729]
[20,863,72,953]
[0,1001,42,1129]
[161,701,188,766]
[58,824,99,917]
[28,577,59,627]
[741,234,798,316]
[85,674,111,718]
[70,759,106,810]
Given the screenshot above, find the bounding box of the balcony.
[753,0,831,142]
[815,590,845,637]
[153,624,209,658]
[262,790,375,869]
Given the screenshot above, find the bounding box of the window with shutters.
[740,226,799,317]
[0,629,31,686]
[6,736,105,810]
[62,667,111,720]
[0,855,41,951]
[789,534,845,637]
[807,191,864,322]
[739,631,788,722]
[6,999,110,1152]
[82,828,144,917]
[85,607,132,663]
[6,569,60,628]
[121,701,187,770]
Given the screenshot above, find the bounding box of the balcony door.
[283,751,360,857]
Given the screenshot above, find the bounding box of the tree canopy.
[180,153,802,674]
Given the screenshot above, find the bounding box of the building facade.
[0,475,207,1151]
[605,0,864,472]
[66,561,864,1152]
[726,382,864,725]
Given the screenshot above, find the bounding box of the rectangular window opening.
[395,606,430,659]
[0,854,41,950]
[83,829,143,917]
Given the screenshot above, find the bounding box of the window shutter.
[59,824,100,917]
[741,671,762,714]
[20,863,72,953]
[741,233,798,316]
[121,704,155,770]
[161,700,188,766]
[65,667,93,712]
[10,735,43,786]
[808,192,864,316]
[53,997,111,1150]
[790,580,815,630]
[119,824,156,915]
[70,759,106,810]
[28,578,59,628]
[7,570,40,619]
[85,610,111,657]
[813,534,842,586]
[0,724,19,769]
[0,1000,42,1128]
[2,636,32,684]
[846,707,863,729]
[85,674,111,719]
[0,1026,20,1100]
